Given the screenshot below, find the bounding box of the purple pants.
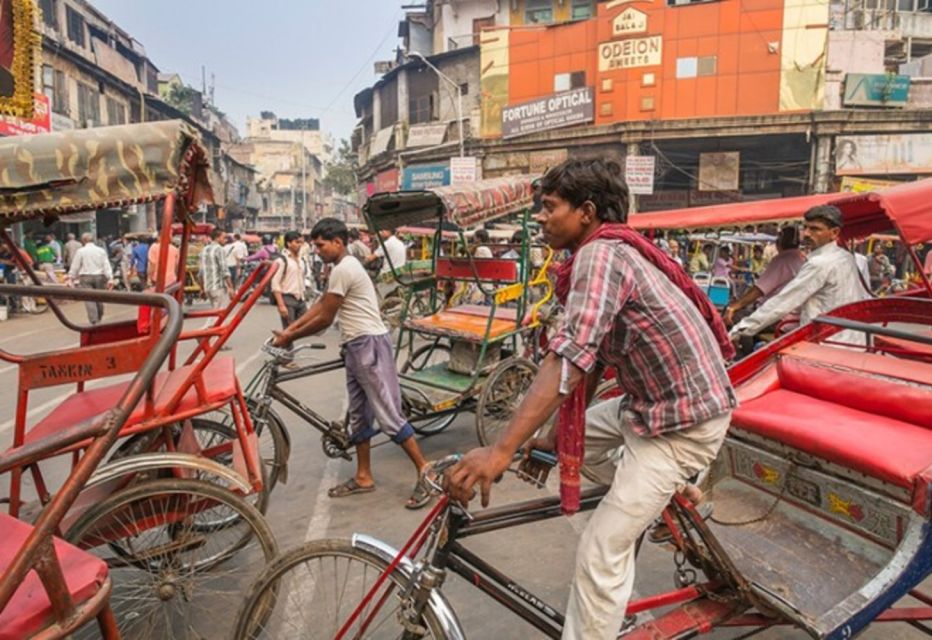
[342,333,414,445]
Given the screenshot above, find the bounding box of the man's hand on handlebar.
[518,432,557,488]
[271,330,291,348]
[446,447,513,508]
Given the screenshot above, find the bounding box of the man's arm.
[724,286,763,325]
[68,251,82,280]
[272,292,342,345]
[731,261,827,337]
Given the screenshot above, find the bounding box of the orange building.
[483,0,828,137]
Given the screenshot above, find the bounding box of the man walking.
[447,160,736,639]
[271,231,307,329]
[200,228,233,313]
[69,232,113,324]
[130,235,150,290]
[63,233,81,270]
[272,218,435,509]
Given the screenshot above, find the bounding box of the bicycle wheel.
[235,538,448,640]
[401,343,458,436]
[67,478,278,640]
[476,357,538,446]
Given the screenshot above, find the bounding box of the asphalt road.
[0,298,925,639]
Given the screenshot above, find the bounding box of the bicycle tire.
[234,538,448,640]
[67,478,278,640]
[401,343,458,436]
[476,357,538,446]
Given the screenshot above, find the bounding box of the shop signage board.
[0,93,51,137]
[501,87,594,139]
[843,74,910,108]
[625,155,655,195]
[402,164,451,190]
[406,123,447,148]
[838,177,901,193]
[450,156,480,184]
[613,8,647,36]
[698,152,740,191]
[374,169,399,194]
[835,133,932,175]
[598,36,662,71]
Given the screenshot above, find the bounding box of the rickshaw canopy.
[0,121,213,224]
[365,176,535,231]
[629,178,932,245]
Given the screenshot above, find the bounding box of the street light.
[406,51,465,158]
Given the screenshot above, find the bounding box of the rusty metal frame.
[0,286,181,636]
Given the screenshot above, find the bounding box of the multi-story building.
[354,0,932,212]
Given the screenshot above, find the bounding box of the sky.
[92,1,406,143]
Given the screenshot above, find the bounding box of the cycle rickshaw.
[236,180,932,639]
[0,121,280,639]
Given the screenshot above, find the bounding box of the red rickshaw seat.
[732,352,932,489]
[23,357,240,447]
[0,513,108,640]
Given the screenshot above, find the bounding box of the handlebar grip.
[528,449,558,468]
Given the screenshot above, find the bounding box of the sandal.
[328,478,375,499]
[405,478,436,510]
[648,503,714,544]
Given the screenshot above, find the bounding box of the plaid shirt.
[550,240,735,437]
[200,242,228,292]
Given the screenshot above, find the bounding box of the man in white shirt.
[69,232,113,324]
[271,231,307,329]
[272,218,435,509]
[730,205,867,341]
[224,233,248,287]
[367,228,406,277]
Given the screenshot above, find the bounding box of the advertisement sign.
[843,74,910,108]
[598,36,662,72]
[625,155,655,195]
[402,164,451,190]
[501,87,594,139]
[0,93,51,137]
[374,169,399,194]
[835,134,932,176]
[450,156,479,185]
[405,123,447,149]
[839,176,901,193]
[613,8,648,36]
[698,152,740,191]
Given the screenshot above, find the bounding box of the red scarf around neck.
[553,223,734,515]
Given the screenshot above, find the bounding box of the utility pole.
[407,52,464,157]
[301,127,307,231]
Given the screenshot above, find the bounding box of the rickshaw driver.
[271,218,437,509]
[447,159,736,640]
[729,205,867,341]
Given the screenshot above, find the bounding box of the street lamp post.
[407,51,464,158]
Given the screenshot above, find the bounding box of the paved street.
[0,299,926,639]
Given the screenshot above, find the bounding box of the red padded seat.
[0,513,108,640]
[732,389,932,489]
[23,357,240,447]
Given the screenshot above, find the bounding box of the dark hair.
[284,231,302,244]
[261,234,272,244]
[804,205,844,229]
[510,230,525,244]
[778,225,800,250]
[474,228,490,243]
[234,234,241,240]
[210,228,224,240]
[310,218,348,244]
[348,228,360,241]
[539,159,630,223]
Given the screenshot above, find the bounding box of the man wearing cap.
[730,205,867,340]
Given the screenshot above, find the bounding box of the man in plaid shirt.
[449,159,735,640]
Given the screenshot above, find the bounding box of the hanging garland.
[0,0,40,119]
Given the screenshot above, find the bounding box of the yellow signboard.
[599,36,662,71]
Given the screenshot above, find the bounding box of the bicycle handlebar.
[261,338,327,361]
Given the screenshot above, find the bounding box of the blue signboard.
[401,164,450,190]
[843,74,911,108]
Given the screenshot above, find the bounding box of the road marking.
[0,327,45,344]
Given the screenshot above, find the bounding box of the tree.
[322,139,357,196]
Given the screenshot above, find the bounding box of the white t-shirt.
[374,235,406,275]
[327,255,387,343]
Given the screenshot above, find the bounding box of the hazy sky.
[92,1,405,142]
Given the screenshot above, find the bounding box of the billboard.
[501,88,594,139]
[401,164,450,190]
[843,74,910,108]
[625,155,655,195]
[698,152,740,191]
[0,93,51,137]
[598,36,663,72]
[835,134,932,176]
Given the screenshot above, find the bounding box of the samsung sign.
[501,88,594,139]
[402,164,451,190]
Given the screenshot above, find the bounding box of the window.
[41,66,69,119]
[76,82,99,126]
[676,56,716,78]
[38,0,57,29]
[106,96,126,125]
[525,0,553,24]
[42,65,54,102]
[459,82,469,96]
[554,71,586,92]
[572,0,595,19]
[409,94,435,125]
[65,6,84,47]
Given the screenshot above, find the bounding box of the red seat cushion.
[732,389,932,489]
[23,357,240,447]
[0,513,108,640]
